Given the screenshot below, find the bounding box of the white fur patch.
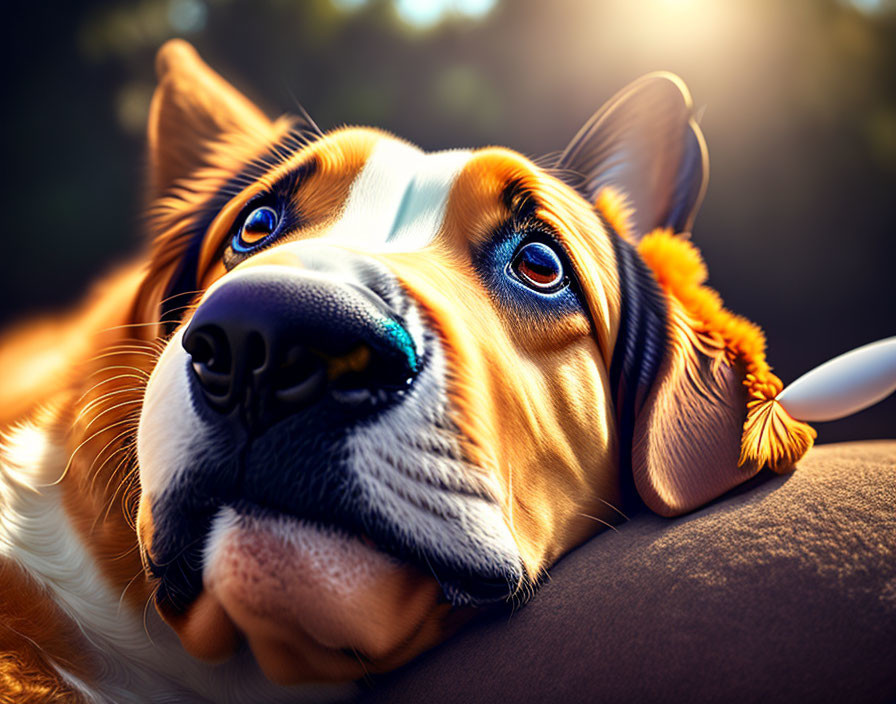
[137,328,207,497]
[327,138,471,250]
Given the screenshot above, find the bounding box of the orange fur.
[0,266,146,427]
[383,151,624,577]
[148,40,276,199]
[0,265,159,623]
[593,186,636,244]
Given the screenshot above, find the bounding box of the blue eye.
[510,241,566,292]
[232,206,279,252]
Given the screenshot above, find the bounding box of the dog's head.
[122,41,812,683]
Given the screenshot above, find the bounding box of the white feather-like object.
[777,337,896,422]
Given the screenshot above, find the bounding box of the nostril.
[191,362,231,400]
[272,345,327,406]
[184,327,230,371]
[183,325,233,408]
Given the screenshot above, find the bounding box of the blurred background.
[0,0,893,442]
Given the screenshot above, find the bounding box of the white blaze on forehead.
[327,138,472,250]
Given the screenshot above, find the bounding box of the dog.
[3,38,864,702]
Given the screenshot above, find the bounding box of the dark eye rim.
[506,238,570,294]
[230,201,282,254]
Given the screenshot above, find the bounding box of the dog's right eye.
[232,206,280,253]
[510,241,567,293]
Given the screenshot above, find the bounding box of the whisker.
[88,426,138,477]
[84,365,150,381]
[76,386,144,422]
[86,349,160,363]
[121,479,142,532]
[76,373,149,404]
[578,512,619,532]
[90,444,136,510]
[348,646,372,684]
[98,321,167,333]
[154,303,202,323]
[82,399,144,433]
[142,584,159,647]
[158,289,204,307]
[42,416,138,487]
[110,541,141,562]
[90,338,162,350]
[117,566,149,617]
[594,496,629,521]
[151,536,205,569]
[99,460,139,529]
[86,430,139,497]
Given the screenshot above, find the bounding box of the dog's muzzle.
[139,245,523,638]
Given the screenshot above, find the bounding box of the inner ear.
[556,72,708,238]
[147,39,277,197]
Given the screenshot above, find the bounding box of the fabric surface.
[358,441,896,703]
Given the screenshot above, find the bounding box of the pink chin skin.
[174,512,448,684]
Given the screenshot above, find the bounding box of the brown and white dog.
[0,40,820,702]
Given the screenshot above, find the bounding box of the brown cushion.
[358,441,896,703]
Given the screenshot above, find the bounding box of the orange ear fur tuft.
[740,396,816,473]
[637,229,816,474]
[593,186,636,244]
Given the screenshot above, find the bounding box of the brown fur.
[0,559,92,703]
[632,304,749,516]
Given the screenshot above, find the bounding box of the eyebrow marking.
[327,138,472,250]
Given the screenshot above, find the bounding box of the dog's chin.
[158,509,458,684]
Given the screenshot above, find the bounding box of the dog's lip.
[164,511,457,683]
[149,487,521,622]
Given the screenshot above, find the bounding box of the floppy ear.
[574,75,814,517]
[607,233,759,518]
[631,234,818,517]
[557,72,708,238]
[630,304,751,517]
[148,39,276,197]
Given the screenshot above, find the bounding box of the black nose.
[182,265,419,431]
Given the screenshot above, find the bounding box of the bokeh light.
[167,0,207,33]
[331,0,497,25]
[395,0,497,27]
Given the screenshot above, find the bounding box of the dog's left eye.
[510,241,567,293]
[232,206,280,252]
